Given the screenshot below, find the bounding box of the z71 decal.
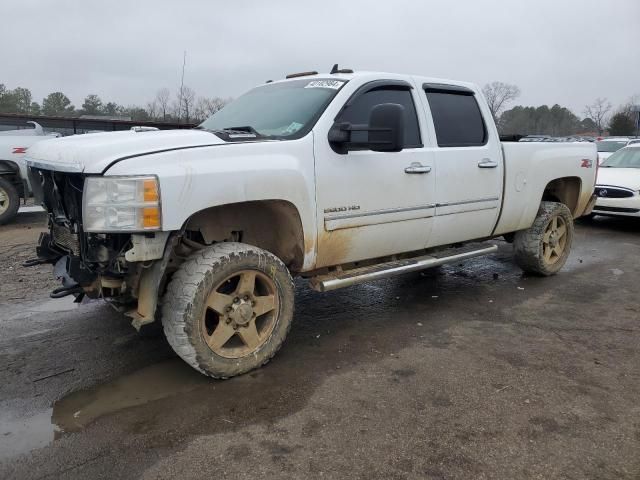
[12,147,28,154]
[581,158,593,168]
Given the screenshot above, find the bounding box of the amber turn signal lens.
[143,179,159,202]
[142,207,161,229]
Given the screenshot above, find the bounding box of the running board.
[309,243,498,292]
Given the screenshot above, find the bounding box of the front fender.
[104,135,318,270]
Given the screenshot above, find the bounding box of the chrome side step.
[309,243,498,292]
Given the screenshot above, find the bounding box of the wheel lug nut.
[226,318,231,324]
[225,306,232,312]
[251,301,256,307]
[243,295,249,301]
[233,297,239,303]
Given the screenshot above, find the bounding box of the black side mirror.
[368,103,404,152]
[328,103,405,154]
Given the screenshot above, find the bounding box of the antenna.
[330,64,354,74]
[178,51,187,123]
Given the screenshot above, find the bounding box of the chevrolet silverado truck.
[0,122,59,224]
[25,69,597,378]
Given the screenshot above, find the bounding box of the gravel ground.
[0,213,638,479]
[0,212,57,304]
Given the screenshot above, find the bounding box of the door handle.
[404,162,432,174]
[478,158,498,168]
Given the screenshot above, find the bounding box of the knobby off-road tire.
[161,242,295,378]
[513,201,574,276]
[0,177,20,225]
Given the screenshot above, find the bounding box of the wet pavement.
[0,214,639,479]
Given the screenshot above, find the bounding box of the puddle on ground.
[0,359,207,460]
[52,359,207,433]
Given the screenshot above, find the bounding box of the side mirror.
[368,103,405,152]
[328,103,405,154]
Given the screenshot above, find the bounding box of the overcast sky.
[2,0,639,115]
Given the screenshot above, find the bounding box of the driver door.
[314,81,436,268]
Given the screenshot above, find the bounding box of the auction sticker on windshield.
[304,80,344,89]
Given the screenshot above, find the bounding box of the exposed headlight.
[82,176,161,232]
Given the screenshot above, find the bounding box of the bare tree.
[194,96,230,122]
[482,81,521,122]
[155,88,171,121]
[176,85,196,123]
[584,98,612,135]
[145,100,159,120]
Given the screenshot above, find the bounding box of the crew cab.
[25,69,597,378]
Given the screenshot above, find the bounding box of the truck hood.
[596,167,640,191]
[25,129,226,173]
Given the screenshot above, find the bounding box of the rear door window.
[425,89,487,147]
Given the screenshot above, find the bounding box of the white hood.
[596,167,640,191]
[25,129,226,174]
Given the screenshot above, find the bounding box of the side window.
[337,88,422,148]
[425,90,487,147]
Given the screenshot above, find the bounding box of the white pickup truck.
[25,69,597,378]
[0,123,59,224]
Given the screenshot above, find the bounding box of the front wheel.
[513,201,574,276]
[161,242,295,378]
[0,177,20,225]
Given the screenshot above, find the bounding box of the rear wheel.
[161,242,294,378]
[514,201,574,276]
[0,177,20,225]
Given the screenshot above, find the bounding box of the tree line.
[0,83,231,124]
[482,81,639,137]
[0,80,637,135]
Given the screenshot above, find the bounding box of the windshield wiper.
[222,126,262,136]
[197,125,274,139]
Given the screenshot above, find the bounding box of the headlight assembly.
[82,176,161,232]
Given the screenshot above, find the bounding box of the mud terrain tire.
[514,201,574,276]
[161,242,294,378]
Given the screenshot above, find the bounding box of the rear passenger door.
[421,84,503,247]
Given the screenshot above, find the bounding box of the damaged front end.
[26,167,175,329]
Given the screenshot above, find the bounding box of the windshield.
[596,140,627,153]
[601,148,640,168]
[199,78,346,139]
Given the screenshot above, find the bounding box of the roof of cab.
[273,70,479,92]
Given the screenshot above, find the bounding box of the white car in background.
[593,144,640,218]
[596,138,632,164]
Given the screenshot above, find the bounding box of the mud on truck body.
[25,69,597,378]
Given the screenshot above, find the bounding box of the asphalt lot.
[0,211,638,479]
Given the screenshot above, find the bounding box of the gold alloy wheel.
[542,215,567,265]
[0,187,8,215]
[201,269,279,359]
